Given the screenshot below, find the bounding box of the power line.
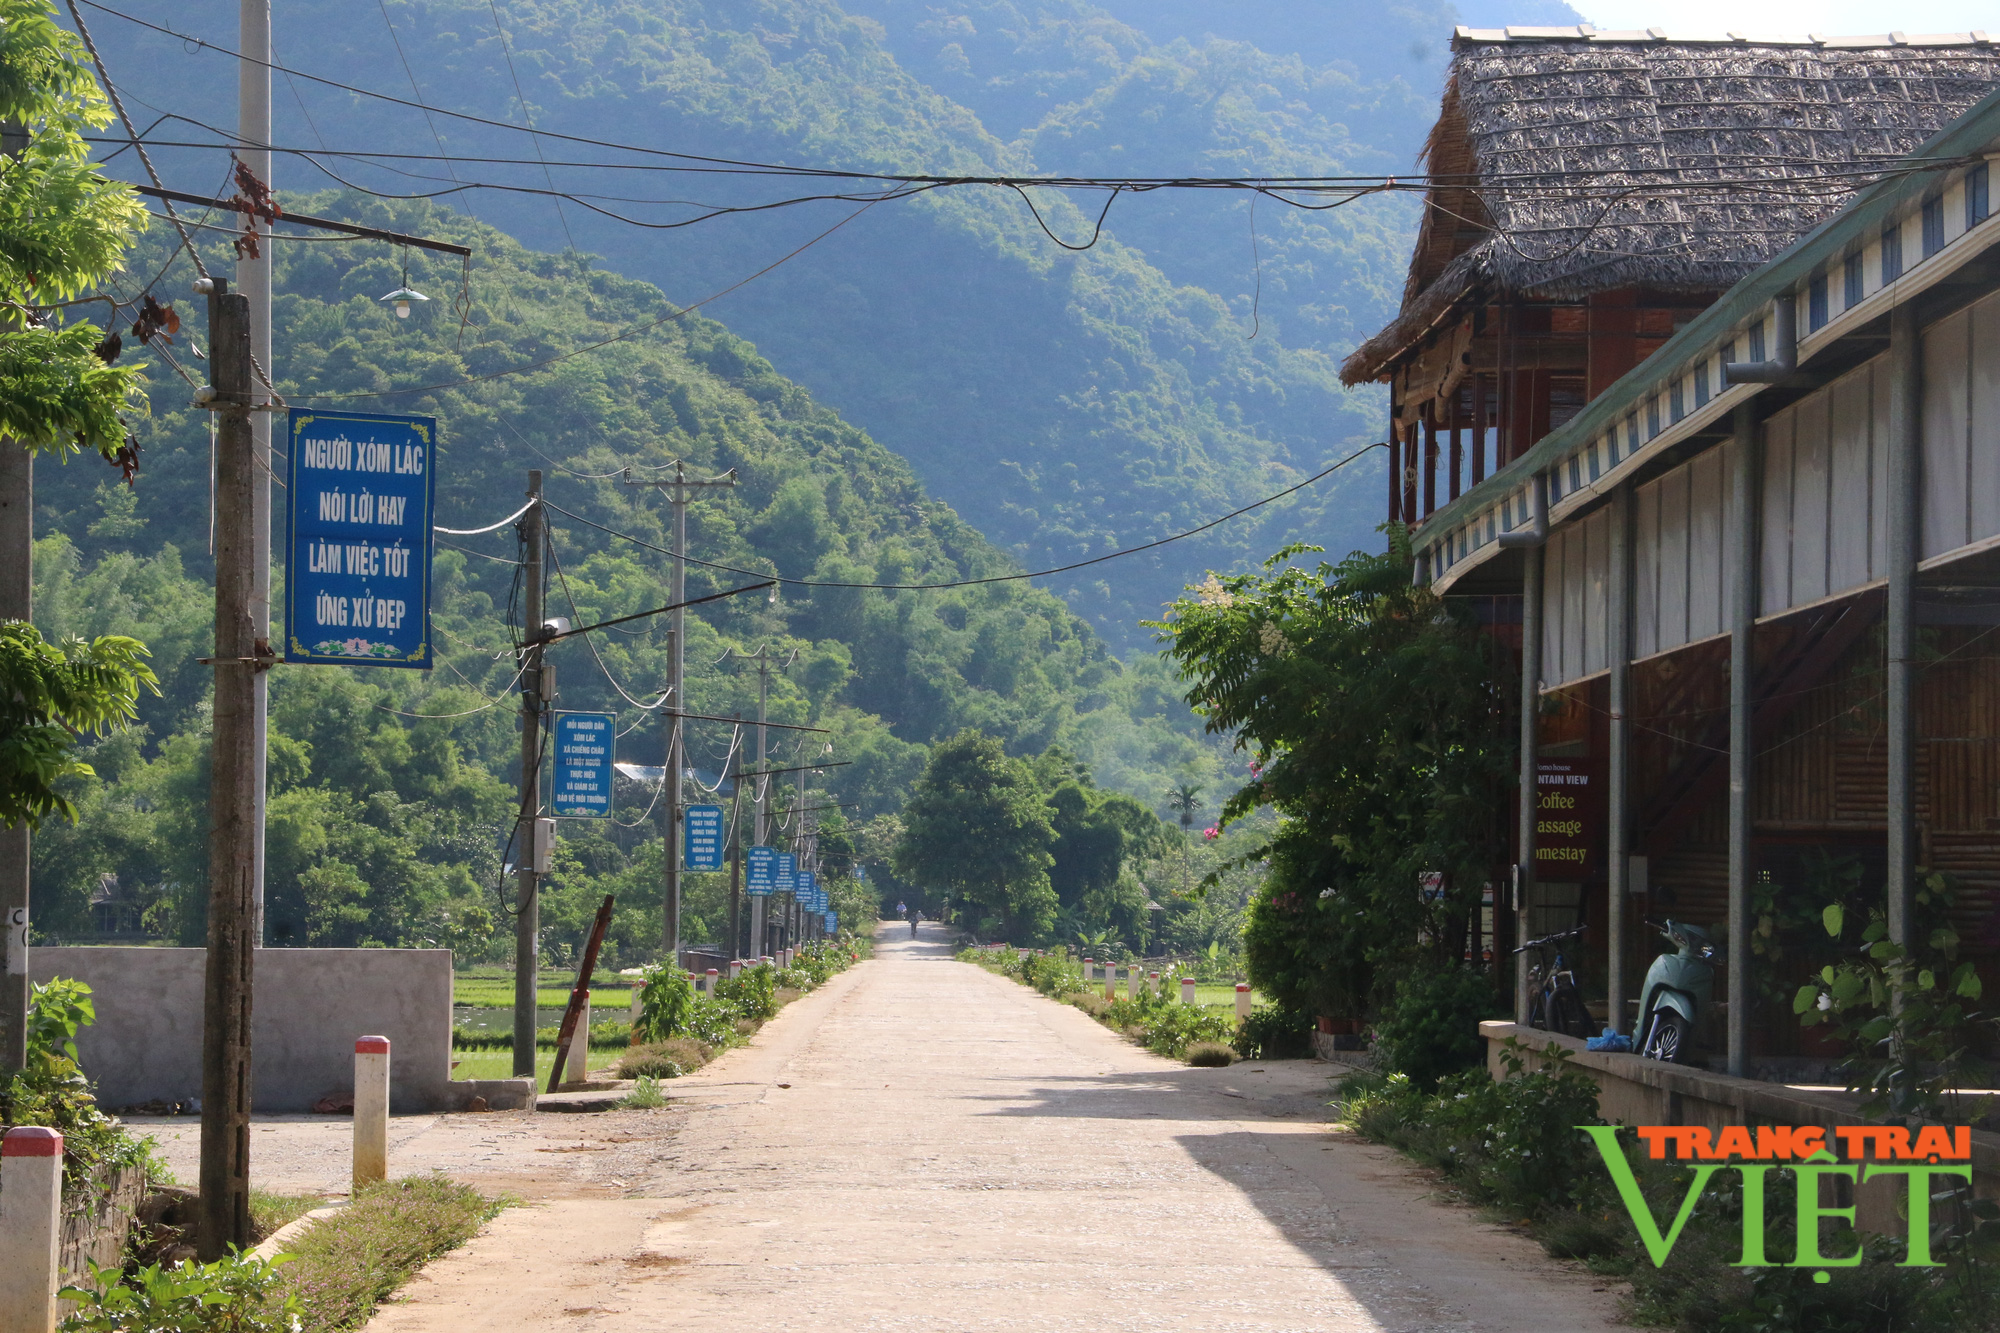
[541,440,1386,593]
[284,197,882,401]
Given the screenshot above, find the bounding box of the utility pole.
[720,645,797,849]
[725,721,742,959]
[624,463,734,965]
[1,121,35,1075]
[513,472,547,1079]
[198,277,260,1258]
[240,0,273,946]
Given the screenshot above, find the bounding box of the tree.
[1165,780,1202,894]
[892,730,1056,940]
[0,0,148,463]
[0,620,155,829]
[1154,538,1514,1025]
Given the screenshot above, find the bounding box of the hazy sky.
[1575,0,1990,35]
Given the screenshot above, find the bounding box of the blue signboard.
[683,805,724,870]
[775,853,796,895]
[285,410,436,667]
[550,712,614,818]
[826,911,838,933]
[797,872,819,911]
[745,845,776,897]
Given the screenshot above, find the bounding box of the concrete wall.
[31,948,460,1114]
[1481,1020,2000,1234]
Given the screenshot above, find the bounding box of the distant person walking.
[910,910,921,939]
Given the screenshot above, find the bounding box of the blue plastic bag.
[1585,1027,1632,1052]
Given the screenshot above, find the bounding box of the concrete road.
[366,924,1624,1332]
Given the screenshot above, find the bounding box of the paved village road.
[366,924,1624,1333]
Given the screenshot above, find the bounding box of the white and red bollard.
[1082,957,1094,985]
[354,1036,390,1192]
[706,968,720,994]
[1235,983,1253,1022]
[1128,966,1142,1001]
[0,1126,62,1333]
[1149,970,1161,995]
[729,959,743,980]
[1180,977,1198,1006]
[1103,964,1117,1001]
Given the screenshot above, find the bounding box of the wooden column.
[1422,408,1439,518]
[1387,418,1402,525]
[1471,373,1488,485]
[1448,403,1463,502]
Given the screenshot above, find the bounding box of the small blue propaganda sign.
[826,911,838,933]
[797,872,818,909]
[745,845,776,897]
[775,853,796,894]
[550,712,614,818]
[285,410,435,667]
[683,805,725,870]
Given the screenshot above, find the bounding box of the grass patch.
[250,1190,323,1241]
[620,1076,668,1109]
[618,1038,712,1080]
[452,978,635,1009]
[271,1175,503,1333]
[1186,1041,1235,1067]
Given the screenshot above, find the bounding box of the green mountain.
[68,0,1527,643]
[28,196,1225,958]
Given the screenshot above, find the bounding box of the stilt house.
[1360,29,2000,1073]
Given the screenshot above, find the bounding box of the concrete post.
[1103,967,1116,1001]
[705,968,719,995]
[1082,958,1093,987]
[1149,971,1160,995]
[565,999,590,1084]
[630,981,645,1023]
[1235,983,1252,1022]
[728,959,742,980]
[1726,403,1760,1078]
[353,1036,389,1192]
[1179,977,1197,1006]
[1127,967,1141,1001]
[0,1126,62,1333]
[1886,302,1920,953]
[1606,484,1633,1035]
[1516,540,1545,1024]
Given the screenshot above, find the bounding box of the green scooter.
[1637,919,1720,1063]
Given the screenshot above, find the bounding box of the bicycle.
[1514,924,1592,1038]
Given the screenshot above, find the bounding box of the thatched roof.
[1342,29,2000,384]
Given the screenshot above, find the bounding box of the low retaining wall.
[1481,1019,2000,1233]
[31,948,480,1113]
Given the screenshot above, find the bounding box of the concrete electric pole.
[623,463,734,964]
[240,0,273,947]
[513,472,548,1079]
[197,277,262,1258]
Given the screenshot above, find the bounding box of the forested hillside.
[29,195,1221,960]
[69,0,1570,643]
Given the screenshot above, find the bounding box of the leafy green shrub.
[714,966,778,1021]
[1371,967,1502,1091]
[619,1052,683,1080]
[1139,1002,1236,1060]
[4,978,164,1190]
[1232,1006,1312,1060]
[634,964,694,1042]
[1186,1041,1234,1067]
[61,1253,300,1333]
[274,1175,500,1333]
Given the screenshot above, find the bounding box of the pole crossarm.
[135,185,473,256]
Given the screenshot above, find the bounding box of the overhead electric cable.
[542,440,1386,592]
[436,498,537,535]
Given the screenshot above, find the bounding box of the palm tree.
[1165,782,1203,895]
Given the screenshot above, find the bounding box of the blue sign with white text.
[826,911,837,933]
[683,805,724,870]
[797,872,818,910]
[775,853,796,895]
[285,410,435,667]
[745,845,776,897]
[550,712,614,818]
